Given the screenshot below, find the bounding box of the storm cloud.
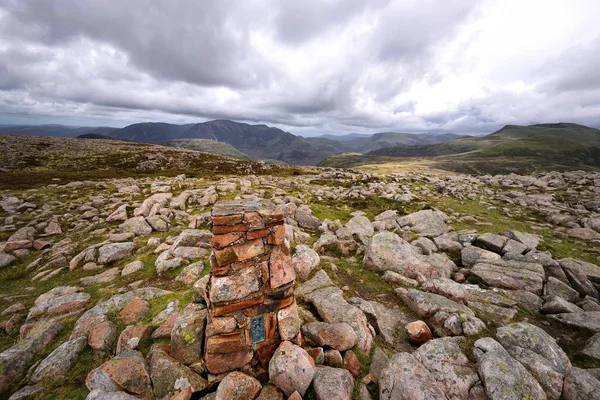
[0,0,599,135]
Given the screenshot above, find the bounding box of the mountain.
[342,131,468,153]
[109,119,348,165]
[317,132,374,142]
[165,139,253,160]
[0,125,119,137]
[321,123,600,174]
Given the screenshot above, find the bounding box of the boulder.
[474,337,546,400]
[97,242,135,264]
[312,367,354,400]
[0,320,63,393]
[541,296,582,314]
[148,348,207,399]
[292,245,320,280]
[396,210,448,238]
[563,367,600,400]
[471,260,544,295]
[171,304,206,365]
[496,322,571,399]
[120,216,153,236]
[305,286,374,355]
[29,337,87,383]
[475,233,507,253]
[301,322,358,351]
[364,231,449,281]
[116,325,152,354]
[268,341,316,397]
[549,311,600,332]
[379,352,447,400]
[414,337,480,400]
[405,321,432,345]
[395,288,485,337]
[215,371,261,400]
[348,297,410,349]
[94,350,153,400]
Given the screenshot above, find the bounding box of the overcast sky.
[1,0,600,136]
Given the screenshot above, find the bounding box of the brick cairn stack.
[204,200,300,377]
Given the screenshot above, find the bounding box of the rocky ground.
[1,165,600,399]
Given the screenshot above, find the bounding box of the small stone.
[117,297,150,324]
[405,320,432,345]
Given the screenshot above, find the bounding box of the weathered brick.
[244,211,265,231]
[212,214,243,226]
[247,228,270,240]
[213,296,264,316]
[211,232,245,249]
[213,223,249,235]
[232,239,265,262]
[206,332,244,354]
[269,245,295,288]
[267,224,286,245]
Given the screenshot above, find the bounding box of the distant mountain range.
[321,123,600,174]
[3,120,599,170]
[0,120,469,165]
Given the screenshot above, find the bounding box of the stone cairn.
[204,200,299,376]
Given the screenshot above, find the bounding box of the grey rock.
[414,337,480,400]
[292,245,320,280]
[120,216,153,236]
[475,233,507,254]
[580,333,600,362]
[563,367,600,400]
[396,209,448,238]
[545,276,581,303]
[29,337,87,383]
[296,270,334,298]
[349,297,410,350]
[0,321,63,394]
[312,367,354,400]
[471,260,544,295]
[461,246,501,268]
[549,311,600,332]
[364,231,449,281]
[379,352,447,400]
[305,286,374,355]
[541,296,583,314]
[560,259,600,298]
[474,337,547,400]
[97,242,135,264]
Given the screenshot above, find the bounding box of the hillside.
[322,123,600,174]
[0,134,299,189]
[344,131,468,153]
[165,138,253,160]
[0,125,119,137]
[109,120,348,165]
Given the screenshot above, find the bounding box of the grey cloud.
[0,0,599,134]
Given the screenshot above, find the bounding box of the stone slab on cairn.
[204,200,299,376]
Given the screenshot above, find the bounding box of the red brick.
[269,245,295,288]
[213,223,249,234]
[211,233,244,249]
[212,214,243,226]
[206,332,245,354]
[247,228,270,240]
[244,211,265,231]
[213,247,237,266]
[267,224,286,245]
[232,239,264,262]
[213,296,264,316]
